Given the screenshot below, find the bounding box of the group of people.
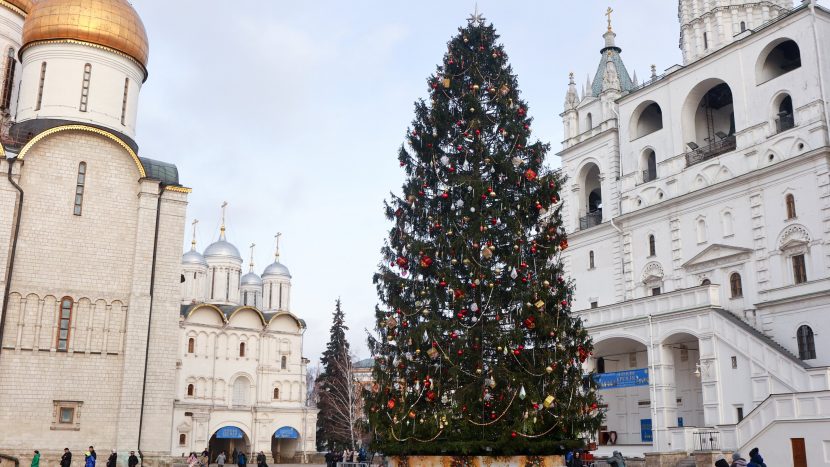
[716,448,767,467]
[40,447,139,467]
[323,448,367,466]
[187,449,270,467]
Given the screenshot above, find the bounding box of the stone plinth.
[388,455,566,467]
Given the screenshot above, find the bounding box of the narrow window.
[730,273,743,298]
[269,284,273,309]
[703,32,709,50]
[179,434,187,446]
[697,219,708,244]
[210,269,216,299]
[792,254,807,284]
[586,113,593,130]
[785,194,796,220]
[1,48,16,110]
[590,301,598,309]
[273,388,280,400]
[701,278,711,286]
[35,61,46,111]
[120,78,129,125]
[79,63,91,112]
[243,291,248,306]
[278,284,283,309]
[589,250,595,269]
[722,211,734,237]
[651,287,661,296]
[239,342,246,357]
[225,270,230,301]
[56,297,73,351]
[731,356,738,369]
[187,338,195,354]
[736,406,744,422]
[740,21,746,32]
[281,355,287,370]
[797,325,816,360]
[186,384,194,397]
[648,235,656,256]
[73,162,86,216]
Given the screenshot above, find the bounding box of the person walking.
[31,451,40,467]
[236,451,246,467]
[106,450,117,467]
[255,451,266,467]
[89,448,97,463]
[216,452,226,467]
[61,449,72,467]
[730,452,748,467]
[231,450,237,466]
[608,450,626,467]
[127,451,139,467]
[187,453,198,467]
[84,451,95,467]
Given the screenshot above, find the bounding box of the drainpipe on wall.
[137,182,166,464]
[0,157,24,359]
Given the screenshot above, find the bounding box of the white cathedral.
[560,1,830,466]
[0,0,316,464]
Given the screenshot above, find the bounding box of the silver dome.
[263,261,291,278]
[241,271,263,287]
[182,249,207,267]
[204,239,242,261]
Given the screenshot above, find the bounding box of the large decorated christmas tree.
[366,11,602,456]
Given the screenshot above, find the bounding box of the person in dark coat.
[715,458,730,467]
[608,450,626,467]
[89,448,97,462]
[231,450,238,465]
[236,452,246,467]
[748,448,766,467]
[61,449,72,467]
[127,451,139,467]
[106,450,117,467]
[256,451,266,467]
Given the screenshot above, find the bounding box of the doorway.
[791,438,807,467]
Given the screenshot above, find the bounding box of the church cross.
[274,233,282,261]
[249,243,256,272]
[606,6,614,31]
[191,219,199,249]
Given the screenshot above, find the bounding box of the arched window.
[1,48,16,110]
[648,235,656,257]
[701,278,711,286]
[775,94,794,133]
[187,338,195,354]
[179,433,187,446]
[740,21,746,32]
[589,251,595,269]
[73,162,86,216]
[79,63,91,112]
[585,113,593,130]
[683,81,735,164]
[580,163,602,230]
[632,102,663,139]
[730,273,743,298]
[273,387,280,400]
[281,355,287,370]
[56,297,73,351]
[703,32,709,50]
[35,61,46,111]
[186,384,194,397]
[759,40,801,83]
[642,149,657,182]
[797,325,816,360]
[697,219,708,244]
[232,377,250,406]
[785,194,796,219]
[239,342,246,357]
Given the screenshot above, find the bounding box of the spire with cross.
[606,6,614,32]
[249,243,256,273]
[190,219,199,251]
[274,232,282,261]
[219,201,228,240]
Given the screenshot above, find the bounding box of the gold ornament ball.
[472,84,480,91]
[476,368,483,375]
[545,366,553,374]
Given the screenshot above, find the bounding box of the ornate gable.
[682,244,753,272]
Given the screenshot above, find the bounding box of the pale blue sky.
[130,1,803,364]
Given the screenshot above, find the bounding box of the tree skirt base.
[388,455,566,467]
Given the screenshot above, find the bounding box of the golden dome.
[23,0,148,67]
[2,0,35,15]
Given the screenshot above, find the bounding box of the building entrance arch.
[208,426,251,465]
[661,333,705,430]
[591,337,652,447]
[271,426,301,463]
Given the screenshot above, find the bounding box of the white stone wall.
[0,5,25,118]
[0,130,186,457]
[16,43,144,137]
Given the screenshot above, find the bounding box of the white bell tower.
[678,0,793,63]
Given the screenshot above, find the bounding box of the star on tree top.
[467,4,486,27]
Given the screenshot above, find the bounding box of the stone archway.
[270,426,301,463]
[208,426,251,465]
[591,337,652,447]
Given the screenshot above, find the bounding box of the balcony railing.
[694,430,721,451]
[642,169,656,183]
[685,135,736,167]
[776,114,795,133]
[579,211,602,230]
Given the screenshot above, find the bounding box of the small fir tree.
[366,12,602,456]
[317,299,362,451]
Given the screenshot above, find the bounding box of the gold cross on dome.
[191,219,199,249]
[274,232,282,260]
[606,7,614,31]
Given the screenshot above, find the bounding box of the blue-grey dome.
[241,271,263,287]
[182,249,207,267]
[204,239,242,261]
[263,261,291,278]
